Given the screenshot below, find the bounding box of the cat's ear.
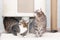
[34,9,39,13]
[39,8,44,14]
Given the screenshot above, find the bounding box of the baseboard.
[51,30,58,32]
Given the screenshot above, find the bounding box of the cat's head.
[19,19,28,28]
[34,9,44,17]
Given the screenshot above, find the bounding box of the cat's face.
[34,10,44,18]
[19,20,28,28]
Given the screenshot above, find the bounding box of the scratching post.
[51,0,58,32]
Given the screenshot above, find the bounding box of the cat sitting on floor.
[29,9,47,37]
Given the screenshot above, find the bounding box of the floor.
[1,32,60,40]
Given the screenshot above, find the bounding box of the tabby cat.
[29,9,47,37]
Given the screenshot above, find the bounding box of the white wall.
[57,0,60,27]
[46,0,51,28]
[34,0,46,13]
[0,0,5,32]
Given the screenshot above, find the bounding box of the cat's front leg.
[39,27,44,37]
[35,30,39,37]
[39,30,43,37]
